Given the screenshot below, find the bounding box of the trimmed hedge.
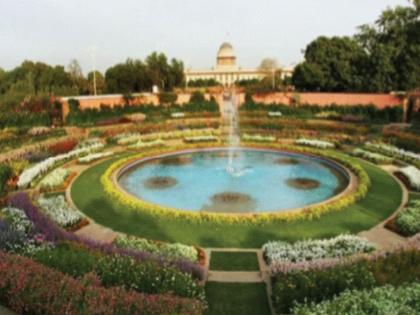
[0,251,205,315]
[101,143,370,224]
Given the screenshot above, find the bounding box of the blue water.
[118,148,348,213]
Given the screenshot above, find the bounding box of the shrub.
[0,251,205,315]
[17,140,103,188]
[37,195,86,230]
[271,261,376,313]
[270,234,420,313]
[292,283,420,315]
[8,192,205,280]
[395,200,420,235]
[32,241,205,301]
[295,138,335,149]
[352,148,394,164]
[114,234,199,262]
[263,234,374,265]
[39,167,71,190]
[159,92,177,104]
[48,138,78,155]
[365,141,420,167]
[398,166,420,190]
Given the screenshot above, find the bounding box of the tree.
[190,91,205,103]
[67,59,87,94]
[87,70,105,95]
[293,1,420,92]
[259,58,279,71]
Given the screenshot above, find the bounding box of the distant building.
[184,42,293,87]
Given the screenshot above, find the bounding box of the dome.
[217,42,235,58]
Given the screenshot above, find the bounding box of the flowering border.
[99,143,370,224]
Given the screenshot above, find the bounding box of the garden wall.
[60,92,219,120]
[251,92,402,109]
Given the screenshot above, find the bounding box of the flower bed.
[39,167,71,190]
[0,252,205,315]
[0,207,37,254]
[37,195,87,230]
[262,234,374,265]
[184,135,218,143]
[295,138,335,149]
[129,139,165,149]
[270,234,420,313]
[101,143,370,225]
[352,148,394,164]
[113,234,199,262]
[365,141,420,167]
[48,138,78,155]
[78,151,113,164]
[397,166,420,190]
[116,133,143,145]
[32,241,205,301]
[17,141,104,188]
[268,111,282,117]
[9,192,205,280]
[171,112,186,118]
[394,200,420,236]
[292,282,420,315]
[242,134,276,142]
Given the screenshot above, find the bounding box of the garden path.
[358,164,408,249]
[205,248,276,315]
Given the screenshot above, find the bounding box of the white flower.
[296,138,335,149]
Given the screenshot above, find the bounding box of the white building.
[184,42,293,87]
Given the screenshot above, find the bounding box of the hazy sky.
[0,0,409,74]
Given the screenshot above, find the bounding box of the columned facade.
[185,42,293,87]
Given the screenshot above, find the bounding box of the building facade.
[184,42,293,87]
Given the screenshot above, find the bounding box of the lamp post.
[272,68,276,90]
[88,46,97,96]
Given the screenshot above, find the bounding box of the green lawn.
[71,154,403,247]
[210,252,259,271]
[204,283,270,315]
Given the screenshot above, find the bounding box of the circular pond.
[118,148,350,213]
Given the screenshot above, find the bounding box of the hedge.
[100,143,370,225]
[0,251,205,315]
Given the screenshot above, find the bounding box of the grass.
[204,282,270,315]
[71,154,403,247]
[210,252,259,271]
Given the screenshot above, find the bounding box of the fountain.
[224,90,242,175]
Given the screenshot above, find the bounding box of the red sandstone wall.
[251,92,402,109]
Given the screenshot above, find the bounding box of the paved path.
[358,164,409,249]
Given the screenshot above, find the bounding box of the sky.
[0,0,410,74]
